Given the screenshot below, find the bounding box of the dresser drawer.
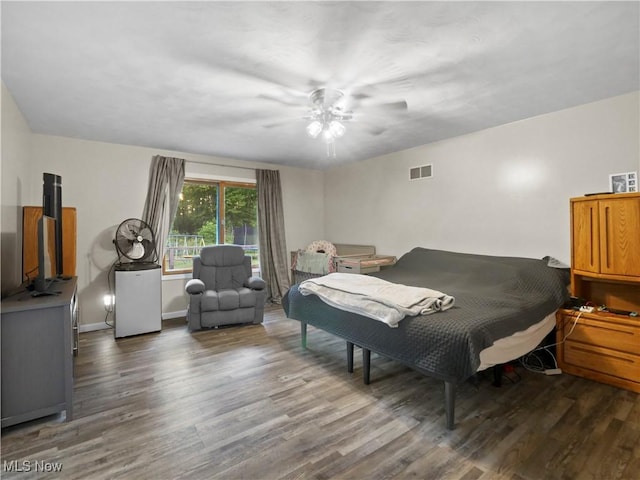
[558,313,640,355]
[564,340,640,383]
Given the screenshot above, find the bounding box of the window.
[163,179,258,275]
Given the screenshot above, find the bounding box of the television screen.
[43,172,63,274]
[33,215,57,294]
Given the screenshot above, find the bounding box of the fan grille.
[114,218,158,264]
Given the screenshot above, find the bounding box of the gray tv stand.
[1,277,78,428]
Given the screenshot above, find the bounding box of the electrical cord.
[104,310,113,328]
[519,311,582,374]
[103,260,117,328]
[520,351,547,374]
[23,265,38,282]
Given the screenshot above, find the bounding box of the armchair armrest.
[245,276,266,290]
[185,279,205,295]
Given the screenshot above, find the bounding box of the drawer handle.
[604,205,611,269]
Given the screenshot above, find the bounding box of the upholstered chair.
[184,245,266,331]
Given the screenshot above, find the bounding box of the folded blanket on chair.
[298,272,455,327]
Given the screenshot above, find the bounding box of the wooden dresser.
[556,192,640,392]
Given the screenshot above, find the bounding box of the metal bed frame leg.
[299,323,455,430]
[363,348,371,385]
[347,342,354,373]
[301,322,307,349]
[445,381,455,430]
[493,364,503,387]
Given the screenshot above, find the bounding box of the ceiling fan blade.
[258,84,312,107]
[350,96,408,111]
[258,93,305,107]
[362,125,387,136]
[263,118,300,128]
[378,100,408,111]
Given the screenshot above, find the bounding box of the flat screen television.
[32,215,58,295]
[43,173,63,274]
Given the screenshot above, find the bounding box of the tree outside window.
[164,180,258,274]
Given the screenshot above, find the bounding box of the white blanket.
[298,273,455,327]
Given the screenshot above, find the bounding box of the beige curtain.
[142,155,185,261]
[256,169,290,303]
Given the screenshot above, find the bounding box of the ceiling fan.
[264,85,409,158]
[304,88,352,157]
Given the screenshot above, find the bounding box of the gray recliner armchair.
[185,245,266,331]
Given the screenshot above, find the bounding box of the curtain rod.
[184,159,275,172]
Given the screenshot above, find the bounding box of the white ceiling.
[2,1,639,170]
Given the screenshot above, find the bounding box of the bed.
[282,247,570,429]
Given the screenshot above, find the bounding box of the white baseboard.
[79,311,186,333]
[163,310,187,320]
[80,322,111,333]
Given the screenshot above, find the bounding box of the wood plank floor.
[2,305,639,479]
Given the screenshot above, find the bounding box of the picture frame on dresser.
[609,171,638,193]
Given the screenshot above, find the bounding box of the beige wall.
[3,86,639,328]
[324,92,640,264]
[1,90,325,326]
[1,82,32,296]
[25,136,324,328]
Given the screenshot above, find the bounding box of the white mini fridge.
[114,263,162,338]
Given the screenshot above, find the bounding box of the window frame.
[162,177,257,276]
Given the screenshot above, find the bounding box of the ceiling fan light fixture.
[322,127,334,143]
[305,87,352,152]
[328,120,345,138]
[306,120,323,138]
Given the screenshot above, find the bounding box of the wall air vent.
[409,164,433,180]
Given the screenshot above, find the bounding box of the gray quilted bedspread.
[283,247,570,383]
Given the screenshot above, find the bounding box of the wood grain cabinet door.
[572,199,600,273]
[598,197,640,277]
